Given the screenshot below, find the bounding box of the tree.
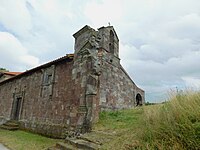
[0,68,9,72]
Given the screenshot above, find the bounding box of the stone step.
[0,120,19,131]
[65,138,100,150]
[78,130,115,145]
[47,133,102,150]
[55,142,77,150]
[0,124,19,131]
[48,139,101,150]
[47,146,61,150]
[78,137,101,145]
[3,122,19,127]
[6,120,19,123]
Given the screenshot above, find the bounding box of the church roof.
[0,54,74,85]
[3,72,22,76]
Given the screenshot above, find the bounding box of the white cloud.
[1,0,200,102]
[84,0,123,27]
[0,0,32,37]
[165,13,200,41]
[182,77,200,89]
[0,32,39,71]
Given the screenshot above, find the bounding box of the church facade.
[0,25,144,138]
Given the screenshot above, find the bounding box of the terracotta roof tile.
[0,54,74,85]
[3,72,22,76]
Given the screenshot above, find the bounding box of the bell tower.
[98,26,119,58]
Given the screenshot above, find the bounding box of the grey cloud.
[0,32,39,71]
[1,0,200,102]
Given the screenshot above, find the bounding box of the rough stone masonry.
[0,25,145,138]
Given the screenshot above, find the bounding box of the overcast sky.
[0,0,200,102]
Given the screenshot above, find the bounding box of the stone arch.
[109,30,114,54]
[136,93,142,106]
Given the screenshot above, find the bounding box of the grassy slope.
[139,92,200,150]
[1,91,200,150]
[94,91,200,150]
[94,108,144,149]
[0,129,61,150]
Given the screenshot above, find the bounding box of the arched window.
[109,30,114,54]
[136,93,142,106]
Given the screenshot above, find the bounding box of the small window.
[41,66,55,98]
[47,74,52,84]
[44,73,52,85]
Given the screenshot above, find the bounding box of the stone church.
[0,25,144,138]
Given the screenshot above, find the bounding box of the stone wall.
[72,45,101,134]
[0,59,75,138]
[99,49,144,110]
[98,26,119,58]
[72,25,145,110]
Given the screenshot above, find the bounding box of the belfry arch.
[109,30,114,54]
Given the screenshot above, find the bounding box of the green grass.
[95,108,143,130]
[0,129,61,150]
[138,91,200,150]
[95,91,200,149]
[1,91,200,150]
[94,108,144,149]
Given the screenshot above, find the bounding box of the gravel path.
[0,144,9,150]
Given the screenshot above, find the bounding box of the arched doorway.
[136,93,142,106]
